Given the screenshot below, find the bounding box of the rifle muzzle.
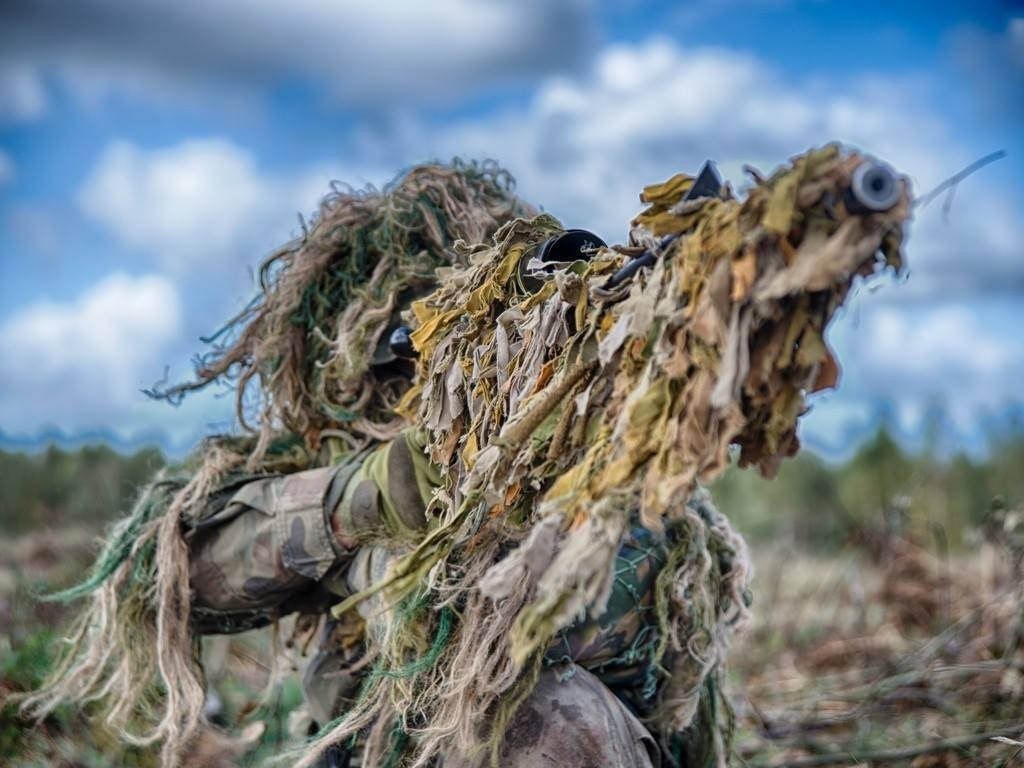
[847,161,901,212]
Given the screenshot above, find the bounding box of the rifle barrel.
[848,161,901,212]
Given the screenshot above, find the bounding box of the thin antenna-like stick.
[915,150,1007,210]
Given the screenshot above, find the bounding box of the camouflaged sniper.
[21,147,911,768]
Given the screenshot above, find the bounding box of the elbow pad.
[328,431,437,545]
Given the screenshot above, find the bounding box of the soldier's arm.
[186,429,440,634]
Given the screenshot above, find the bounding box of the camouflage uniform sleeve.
[328,427,441,546]
[187,429,441,635]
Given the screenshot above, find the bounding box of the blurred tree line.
[0,444,165,534]
[0,423,1021,548]
[714,421,1024,550]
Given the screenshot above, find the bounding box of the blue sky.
[1,0,1022,458]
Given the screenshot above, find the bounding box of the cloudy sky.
[1,0,1021,457]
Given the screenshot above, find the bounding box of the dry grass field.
[2,441,1022,766]
[732,534,1023,767]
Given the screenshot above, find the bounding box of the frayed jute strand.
[20,446,246,767]
[29,148,909,767]
[301,146,908,766]
[147,161,530,465]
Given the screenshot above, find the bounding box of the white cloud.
[76,138,368,275]
[350,38,1019,297]
[797,295,1024,457]
[815,296,1024,440]
[0,149,13,184]
[1012,18,1024,61]
[0,65,47,122]
[0,273,186,436]
[903,193,1024,299]
[1,0,592,110]
[78,140,268,272]
[10,35,1022,453]
[858,304,1018,384]
[356,41,890,228]
[1,273,180,380]
[71,42,1021,296]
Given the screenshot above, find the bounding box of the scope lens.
[851,162,901,211]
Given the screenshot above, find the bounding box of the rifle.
[604,156,901,289]
[386,153,903,358]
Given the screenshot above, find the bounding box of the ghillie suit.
[21,147,910,768]
[19,161,530,766]
[157,160,531,458]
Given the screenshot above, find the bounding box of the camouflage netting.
[21,146,911,768]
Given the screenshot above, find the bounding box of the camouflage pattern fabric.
[186,427,678,729]
[441,665,658,768]
[187,430,437,634]
[329,429,440,547]
[301,616,367,726]
[546,524,666,695]
[188,464,351,634]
